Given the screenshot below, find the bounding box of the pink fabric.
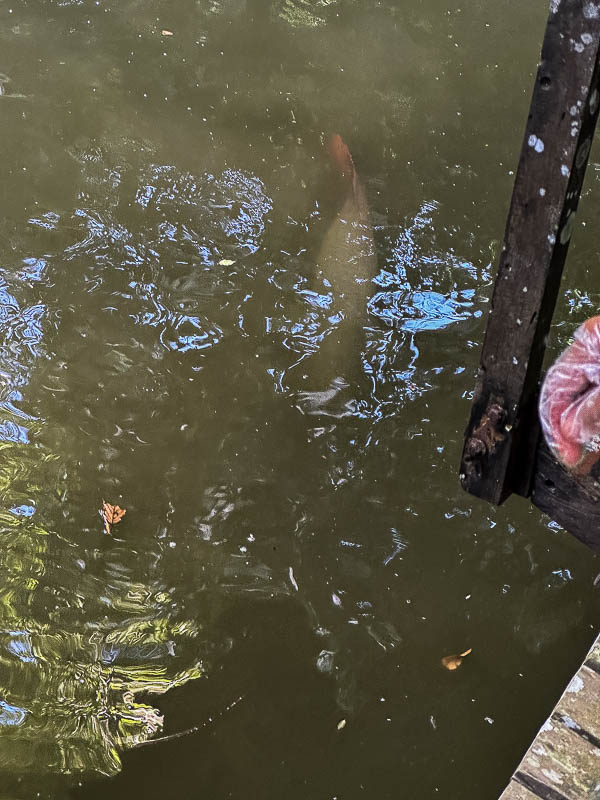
[539,316,600,473]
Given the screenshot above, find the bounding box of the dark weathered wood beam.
[531,439,600,553]
[460,0,600,505]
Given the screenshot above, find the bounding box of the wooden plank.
[530,438,600,552]
[501,784,541,800]
[553,666,600,741]
[461,0,600,505]
[518,727,600,798]
[587,637,600,667]
[500,634,600,800]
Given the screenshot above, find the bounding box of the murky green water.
[0,1,598,798]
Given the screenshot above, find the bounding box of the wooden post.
[460,0,600,505]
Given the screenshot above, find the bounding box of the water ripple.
[368,287,476,332]
[271,199,485,417]
[135,164,272,253]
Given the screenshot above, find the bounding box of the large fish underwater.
[293,134,377,416]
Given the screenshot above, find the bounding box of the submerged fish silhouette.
[295,134,376,415]
[319,134,375,307]
[539,315,600,474]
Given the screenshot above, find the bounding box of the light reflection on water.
[0,0,598,798]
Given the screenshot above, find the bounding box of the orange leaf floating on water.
[100,501,126,535]
[441,648,472,671]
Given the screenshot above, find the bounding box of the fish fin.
[327,134,356,182]
[327,134,369,219]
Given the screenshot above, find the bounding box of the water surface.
[0,1,598,798]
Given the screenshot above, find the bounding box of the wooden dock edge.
[499,633,600,799]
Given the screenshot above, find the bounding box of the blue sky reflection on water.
[0,700,28,727]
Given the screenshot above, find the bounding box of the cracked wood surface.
[499,634,600,800]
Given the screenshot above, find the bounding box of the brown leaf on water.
[100,501,126,534]
[441,648,472,671]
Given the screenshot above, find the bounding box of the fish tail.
[327,133,369,220]
[327,134,356,181]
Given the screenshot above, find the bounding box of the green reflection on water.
[0,442,203,776]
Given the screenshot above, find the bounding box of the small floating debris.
[441,648,472,671]
[337,719,346,731]
[218,259,236,267]
[161,30,174,36]
[99,500,126,535]
[0,73,28,100]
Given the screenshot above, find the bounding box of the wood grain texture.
[501,784,543,800]
[531,439,600,553]
[461,0,600,504]
[500,634,600,800]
